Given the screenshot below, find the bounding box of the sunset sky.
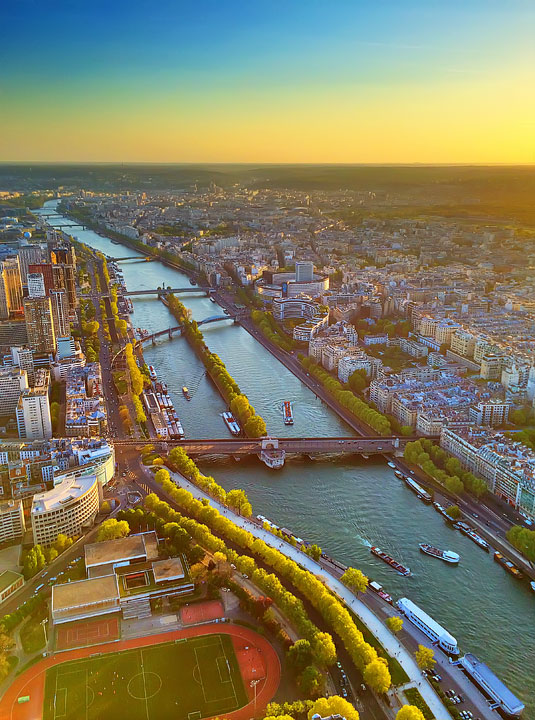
[1,0,534,163]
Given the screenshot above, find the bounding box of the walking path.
[166,468,451,720]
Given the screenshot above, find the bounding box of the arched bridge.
[122,287,210,296]
[136,314,242,344]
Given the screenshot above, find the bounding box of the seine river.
[39,201,535,712]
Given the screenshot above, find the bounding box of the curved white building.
[272,297,329,342]
[31,473,100,546]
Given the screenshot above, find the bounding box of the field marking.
[140,649,150,720]
[216,656,232,684]
[127,670,162,701]
[217,635,238,709]
[54,686,67,719]
[85,668,88,720]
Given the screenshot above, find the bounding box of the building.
[295,261,314,282]
[10,346,35,385]
[451,330,476,359]
[52,532,194,625]
[469,399,511,427]
[460,653,524,717]
[49,289,69,338]
[0,499,25,542]
[0,257,23,319]
[256,269,329,301]
[17,245,44,282]
[31,473,101,546]
[23,296,56,354]
[0,570,24,605]
[440,426,535,519]
[338,354,373,383]
[0,367,29,417]
[28,263,54,295]
[272,296,329,341]
[27,272,46,298]
[16,388,53,440]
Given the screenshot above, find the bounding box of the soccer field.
[42,633,249,720]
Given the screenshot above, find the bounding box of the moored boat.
[402,475,432,503]
[387,461,396,469]
[494,551,523,579]
[419,543,460,564]
[370,547,411,576]
[148,365,157,382]
[530,580,535,593]
[221,411,241,436]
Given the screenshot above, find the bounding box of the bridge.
[136,314,242,344]
[122,287,210,297]
[111,436,409,457]
[109,256,154,262]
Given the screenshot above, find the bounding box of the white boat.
[260,449,285,469]
[419,543,460,564]
[387,461,396,469]
[530,581,535,593]
[221,411,241,436]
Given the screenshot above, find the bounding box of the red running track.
[0,623,281,720]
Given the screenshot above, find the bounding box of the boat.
[402,475,432,503]
[419,543,460,564]
[433,502,455,521]
[530,581,535,593]
[283,401,294,425]
[369,580,393,604]
[189,278,197,286]
[182,386,191,401]
[260,449,285,469]
[394,470,404,479]
[454,522,489,551]
[370,547,411,576]
[387,461,396,469]
[493,551,524,579]
[210,296,216,303]
[221,411,241,436]
[148,365,157,382]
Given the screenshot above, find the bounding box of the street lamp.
[250,678,260,717]
[41,618,48,647]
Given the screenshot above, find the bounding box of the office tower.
[51,245,76,269]
[16,388,53,440]
[11,346,35,385]
[17,244,45,281]
[27,272,46,298]
[23,296,56,354]
[295,261,314,282]
[49,288,69,338]
[0,367,29,416]
[52,264,77,315]
[28,263,54,295]
[0,257,23,319]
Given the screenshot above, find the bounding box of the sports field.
[42,633,248,720]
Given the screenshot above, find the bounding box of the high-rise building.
[49,289,69,338]
[23,296,56,354]
[52,264,77,315]
[295,261,314,282]
[50,245,76,269]
[16,388,53,440]
[11,346,35,385]
[0,367,29,416]
[27,272,46,298]
[0,257,23,319]
[28,263,54,295]
[17,244,45,282]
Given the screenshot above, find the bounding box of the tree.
[244,415,267,438]
[341,567,368,594]
[298,665,324,697]
[396,706,426,720]
[363,657,391,693]
[414,644,436,670]
[305,544,322,561]
[101,501,111,514]
[386,616,403,634]
[226,489,252,517]
[400,426,413,437]
[96,519,130,542]
[312,632,336,667]
[287,639,313,672]
[445,475,464,495]
[348,368,367,394]
[308,696,359,720]
[445,504,461,520]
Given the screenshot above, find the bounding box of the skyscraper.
[52,264,77,316]
[0,367,29,416]
[28,263,54,295]
[16,388,52,440]
[295,261,314,282]
[27,272,46,298]
[17,244,45,282]
[0,257,23,319]
[23,296,56,354]
[49,288,69,338]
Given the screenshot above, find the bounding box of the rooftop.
[52,574,119,613]
[31,474,97,515]
[85,534,147,568]
[0,570,23,593]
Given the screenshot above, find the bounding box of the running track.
[0,623,281,720]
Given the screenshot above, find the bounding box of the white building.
[16,388,53,440]
[338,354,373,383]
[31,473,101,546]
[0,500,25,543]
[27,272,46,298]
[0,367,29,416]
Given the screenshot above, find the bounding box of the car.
[341,688,348,698]
[432,674,442,682]
[336,661,342,669]
[230,563,236,569]
[242,573,248,579]
[472,513,479,518]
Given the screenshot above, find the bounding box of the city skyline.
[1,1,534,164]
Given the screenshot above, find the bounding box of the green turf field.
[42,634,248,720]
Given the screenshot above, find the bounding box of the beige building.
[31,473,100,546]
[24,296,56,354]
[0,499,25,543]
[451,330,476,359]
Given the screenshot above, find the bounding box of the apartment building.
[0,499,25,543]
[0,367,29,416]
[451,330,476,358]
[16,388,53,440]
[469,399,512,427]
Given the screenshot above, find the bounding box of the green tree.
[287,639,313,671]
[101,501,112,514]
[226,489,252,517]
[298,665,324,697]
[445,505,461,520]
[305,544,322,561]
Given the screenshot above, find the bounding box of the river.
[38,200,535,713]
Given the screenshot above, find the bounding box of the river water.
[38,201,535,712]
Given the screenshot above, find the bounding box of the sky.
[1,0,534,164]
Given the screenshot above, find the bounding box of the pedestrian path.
[164,467,451,720]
